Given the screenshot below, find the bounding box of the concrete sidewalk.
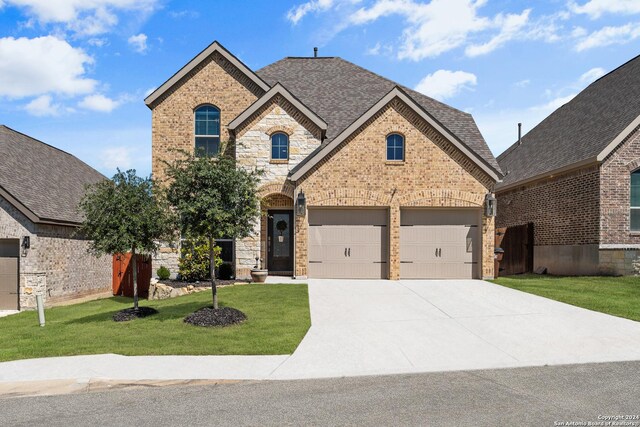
[2,279,640,394]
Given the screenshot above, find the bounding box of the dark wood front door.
[268,210,293,274]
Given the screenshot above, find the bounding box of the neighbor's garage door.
[0,239,19,310]
[308,209,387,279]
[400,209,479,279]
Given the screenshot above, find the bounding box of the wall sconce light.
[485,193,497,217]
[22,236,30,249]
[296,191,306,217]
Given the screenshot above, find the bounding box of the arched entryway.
[261,193,294,275]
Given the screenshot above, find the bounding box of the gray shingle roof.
[256,57,501,174]
[497,54,640,189]
[0,125,106,225]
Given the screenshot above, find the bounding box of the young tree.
[165,154,261,309]
[79,169,175,311]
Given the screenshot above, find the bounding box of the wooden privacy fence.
[112,253,152,298]
[495,223,534,276]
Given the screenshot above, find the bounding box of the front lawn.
[0,284,310,362]
[491,275,640,322]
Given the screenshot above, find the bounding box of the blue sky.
[1,0,639,177]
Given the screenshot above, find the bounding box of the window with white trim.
[195,105,220,157]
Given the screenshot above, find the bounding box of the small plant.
[218,262,234,280]
[179,238,222,282]
[156,266,170,280]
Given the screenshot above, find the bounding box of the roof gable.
[289,87,502,182]
[228,83,328,134]
[0,125,105,225]
[497,54,640,190]
[256,57,500,173]
[144,41,270,108]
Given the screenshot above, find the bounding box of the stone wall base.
[152,245,180,279]
[531,245,640,276]
[19,272,46,310]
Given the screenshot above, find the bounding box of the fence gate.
[496,223,534,276]
[112,253,152,298]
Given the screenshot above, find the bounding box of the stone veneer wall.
[233,98,322,279]
[0,196,111,310]
[150,51,264,182]
[294,98,495,279]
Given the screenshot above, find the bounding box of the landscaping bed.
[0,284,310,362]
[491,274,640,322]
[163,279,249,289]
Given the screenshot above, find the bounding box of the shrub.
[219,262,234,280]
[179,238,222,282]
[156,266,171,280]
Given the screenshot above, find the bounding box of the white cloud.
[0,36,96,98]
[78,93,120,112]
[414,70,477,101]
[530,93,577,112]
[128,33,147,53]
[287,0,341,24]
[570,0,640,19]
[24,95,63,116]
[3,0,159,35]
[514,79,531,88]
[288,0,542,60]
[579,67,606,84]
[101,146,134,170]
[465,9,530,57]
[575,22,640,51]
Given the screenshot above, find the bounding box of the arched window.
[194,105,220,157]
[631,170,640,230]
[271,132,289,160]
[386,133,404,161]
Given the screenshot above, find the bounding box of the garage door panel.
[400,209,480,279]
[308,209,388,279]
[0,257,18,310]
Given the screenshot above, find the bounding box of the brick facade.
[149,49,497,281]
[295,99,495,279]
[496,126,640,276]
[0,196,111,310]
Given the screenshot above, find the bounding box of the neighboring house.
[146,41,502,280]
[0,126,111,310]
[497,54,640,276]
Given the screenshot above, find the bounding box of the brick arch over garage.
[306,188,392,206]
[397,189,484,207]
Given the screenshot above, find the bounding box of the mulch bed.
[165,279,249,289]
[113,307,159,322]
[184,306,247,327]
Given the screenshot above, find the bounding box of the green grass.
[491,274,640,321]
[0,284,310,362]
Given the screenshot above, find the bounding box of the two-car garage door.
[307,208,480,279]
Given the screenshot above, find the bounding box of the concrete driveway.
[270,279,640,379]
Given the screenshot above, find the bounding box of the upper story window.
[195,105,220,157]
[631,170,640,231]
[271,132,289,160]
[386,133,404,161]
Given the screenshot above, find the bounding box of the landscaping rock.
[113,307,158,322]
[148,282,174,300]
[184,306,247,327]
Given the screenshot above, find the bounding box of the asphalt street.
[2,361,639,426]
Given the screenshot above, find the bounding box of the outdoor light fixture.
[296,191,306,217]
[22,236,30,249]
[485,193,497,217]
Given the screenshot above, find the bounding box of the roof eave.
[596,113,640,161]
[144,41,270,108]
[290,86,501,182]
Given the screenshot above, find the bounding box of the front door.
[268,210,294,275]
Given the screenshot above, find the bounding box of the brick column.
[389,205,400,280]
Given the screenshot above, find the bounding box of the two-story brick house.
[146,41,502,280]
[497,54,640,275]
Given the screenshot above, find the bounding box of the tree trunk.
[209,236,217,309]
[132,247,139,311]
